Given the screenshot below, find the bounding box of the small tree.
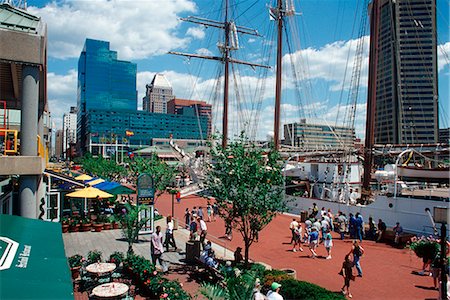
[119,202,150,255]
[205,133,285,266]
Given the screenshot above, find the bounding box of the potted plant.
[68,254,83,279]
[93,215,104,232]
[61,216,70,233]
[87,250,103,264]
[80,216,92,232]
[109,251,125,267]
[112,214,120,229]
[68,217,80,232]
[103,215,112,230]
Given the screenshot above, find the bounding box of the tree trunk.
[244,239,250,268]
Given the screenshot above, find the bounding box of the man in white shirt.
[289,218,299,244]
[198,217,208,248]
[151,226,164,267]
[267,282,284,300]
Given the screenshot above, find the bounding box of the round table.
[86,262,116,275]
[91,282,129,298]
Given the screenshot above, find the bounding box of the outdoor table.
[86,262,116,275]
[91,282,129,298]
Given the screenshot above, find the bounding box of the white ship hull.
[286,194,448,236]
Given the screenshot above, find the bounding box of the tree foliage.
[80,153,127,180]
[205,133,285,266]
[118,202,150,255]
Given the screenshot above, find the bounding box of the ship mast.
[363,0,381,195]
[169,0,269,148]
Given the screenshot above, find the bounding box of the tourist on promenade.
[289,218,299,244]
[320,207,327,218]
[164,215,177,252]
[310,203,319,219]
[393,222,403,245]
[355,213,364,242]
[338,212,348,240]
[308,227,319,258]
[205,250,219,269]
[191,206,198,218]
[197,206,204,219]
[267,282,284,300]
[234,247,243,265]
[151,225,164,266]
[348,240,364,277]
[184,208,191,229]
[366,217,377,240]
[324,228,333,259]
[212,203,219,221]
[253,278,266,300]
[206,204,212,222]
[224,215,233,240]
[348,213,356,238]
[327,209,335,231]
[189,216,198,240]
[313,218,321,233]
[176,190,181,203]
[340,254,355,298]
[292,222,304,252]
[321,217,330,242]
[198,216,208,248]
[376,219,387,242]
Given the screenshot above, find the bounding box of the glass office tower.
[77,39,137,152]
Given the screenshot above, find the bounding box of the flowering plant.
[409,236,440,259]
[68,254,84,268]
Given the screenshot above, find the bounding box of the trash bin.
[185,240,201,263]
[300,210,308,223]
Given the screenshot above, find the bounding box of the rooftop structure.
[143,74,174,113]
[167,98,212,137]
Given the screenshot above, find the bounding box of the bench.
[194,257,224,282]
[381,228,416,248]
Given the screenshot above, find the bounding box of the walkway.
[154,193,439,300]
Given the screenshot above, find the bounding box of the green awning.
[106,185,135,195]
[0,215,73,299]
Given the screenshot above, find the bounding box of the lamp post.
[433,207,448,300]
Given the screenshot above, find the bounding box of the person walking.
[225,215,233,240]
[164,215,177,252]
[198,216,208,248]
[206,204,213,222]
[289,218,299,244]
[197,206,204,219]
[189,215,198,240]
[184,208,191,229]
[340,254,355,298]
[308,227,319,258]
[292,222,304,252]
[348,213,356,239]
[176,190,181,203]
[324,228,333,259]
[355,213,364,242]
[151,225,165,266]
[376,219,387,242]
[338,212,348,240]
[212,203,219,221]
[348,240,364,277]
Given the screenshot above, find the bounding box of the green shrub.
[278,278,345,300]
[109,251,125,266]
[249,263,266,279]
[68,254,83,268]
[87,250,102,264]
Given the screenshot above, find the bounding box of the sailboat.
[169,0,449,235]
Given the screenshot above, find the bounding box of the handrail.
[0,129,18,155]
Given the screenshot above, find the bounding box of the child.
[340,255,355,298]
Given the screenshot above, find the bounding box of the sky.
[27,0,450,141]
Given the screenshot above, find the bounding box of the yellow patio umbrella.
[66,187,113,198]
[87,178,105,186]
[74,174,93,181]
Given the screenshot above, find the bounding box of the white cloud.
[187,27,205,39]
[438,42,450,72]
[28,0,197,60]
[195,48,213,56]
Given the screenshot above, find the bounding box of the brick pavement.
[155,193,440,300]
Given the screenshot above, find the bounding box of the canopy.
[0,215,73,299]
[87,178,105,186]
[106,185,135,195]
[93,181,120,191]
[66,187,113,199]
[74,174,92,181]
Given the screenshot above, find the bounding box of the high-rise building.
[62,106,77,159]
[370,0,438,144]
[284,119,355,150]
[55,129,63,159]
[142,74,174,113]
[167,98,212,136]
[439,128,449,144]
[77,39,137,152]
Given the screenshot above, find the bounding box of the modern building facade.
[62,106,77,159]
[55,129,63,159]
[370,0,438,144]
[85,109,208,155]
[439,128,449,144]
[77,39,137,152]
[284,119,355,150]
[143,74,174,113]
[167,98,212,137]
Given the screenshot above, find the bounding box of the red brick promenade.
[155,193,438,300]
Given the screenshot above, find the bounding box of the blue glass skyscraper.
[77,39,137,151]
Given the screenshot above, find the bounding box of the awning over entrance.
[0,215,73,299]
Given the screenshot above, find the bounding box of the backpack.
[354,246,362,257]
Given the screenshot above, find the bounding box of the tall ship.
[169,0,449,235]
